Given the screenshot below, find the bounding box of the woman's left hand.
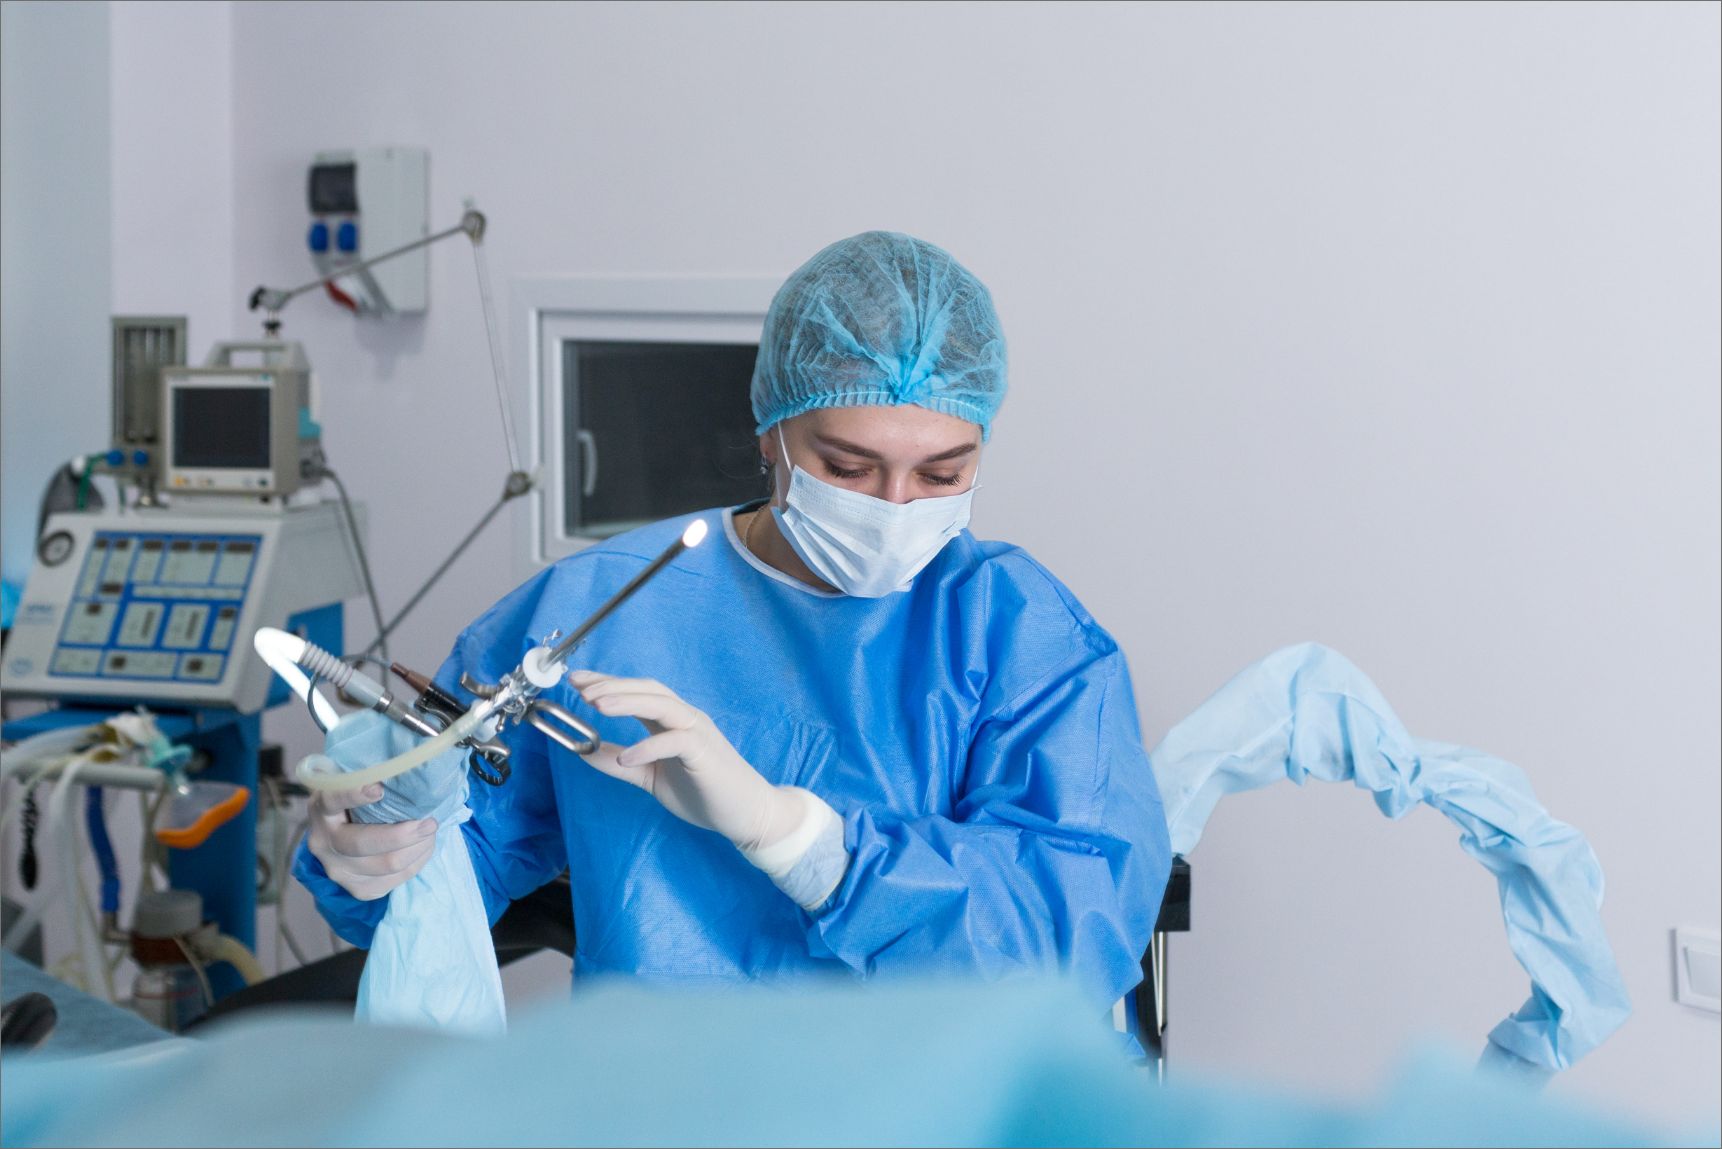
[569,671,794,852]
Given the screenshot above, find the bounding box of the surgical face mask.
[770,427,978,598]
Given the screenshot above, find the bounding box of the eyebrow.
[814,435,978,464]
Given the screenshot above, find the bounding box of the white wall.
[109,0,233,354]
[16,0,1717,1129]
[0,0,240,1002]
[0,0,111,588]
[217,0,1718,1127]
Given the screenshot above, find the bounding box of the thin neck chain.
[743,505,763,553]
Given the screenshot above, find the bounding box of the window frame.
[514,276,778,573]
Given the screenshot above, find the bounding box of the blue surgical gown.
[296,504,1170,1008]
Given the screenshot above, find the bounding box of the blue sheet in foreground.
[0,978,1689,1148]
[0,949,174,1060]
[1148,643,1632,1073]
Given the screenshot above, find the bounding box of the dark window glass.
[561,341,760,537]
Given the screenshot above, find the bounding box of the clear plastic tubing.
[293,701,492,793]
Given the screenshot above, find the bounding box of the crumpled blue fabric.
[751,231,1008,439]
[311,711,506,1035]
[1148,642,1632,1072]
[296,505,1168,1013]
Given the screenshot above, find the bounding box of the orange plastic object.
[155,783,251,850]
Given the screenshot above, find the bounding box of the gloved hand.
[305,710,446,902]
[306,782,438,902]
[569,671,825,862]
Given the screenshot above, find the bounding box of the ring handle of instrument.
[468,748,511,786]
[526,701,600,756]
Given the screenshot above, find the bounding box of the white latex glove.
[306,782,438,902]
[569,671,828,868]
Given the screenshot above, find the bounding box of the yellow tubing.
[202,934,265,985]
[294,702,494,792]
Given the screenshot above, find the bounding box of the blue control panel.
[48,531,262,685]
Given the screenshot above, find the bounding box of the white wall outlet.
[1673,927,1721,1013]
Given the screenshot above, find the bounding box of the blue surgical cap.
[751,231,1008,440]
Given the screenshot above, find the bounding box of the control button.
[176,653,225,682]
[131,540,164,584]
[308,220,330,253]
[163,603,211,650]
[61,601,118,646]
[337,220,358,253]
[161,540,217,585]
[206,606,240,651]
[101,539,134,585]
[76,540,106,597]
[214,544,255,587]
[103,650,175,679]
[50,648,103,676]
[116,602,165,648]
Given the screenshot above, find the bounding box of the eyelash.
[822,462,964,487]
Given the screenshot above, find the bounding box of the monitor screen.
[172,386,271,469]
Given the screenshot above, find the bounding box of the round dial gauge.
[38,530,75,567]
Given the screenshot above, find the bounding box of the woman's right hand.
[306,783,439,901]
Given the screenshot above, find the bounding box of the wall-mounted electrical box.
[306,146,428,316]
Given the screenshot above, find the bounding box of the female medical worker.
[296,231,1172,1011]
